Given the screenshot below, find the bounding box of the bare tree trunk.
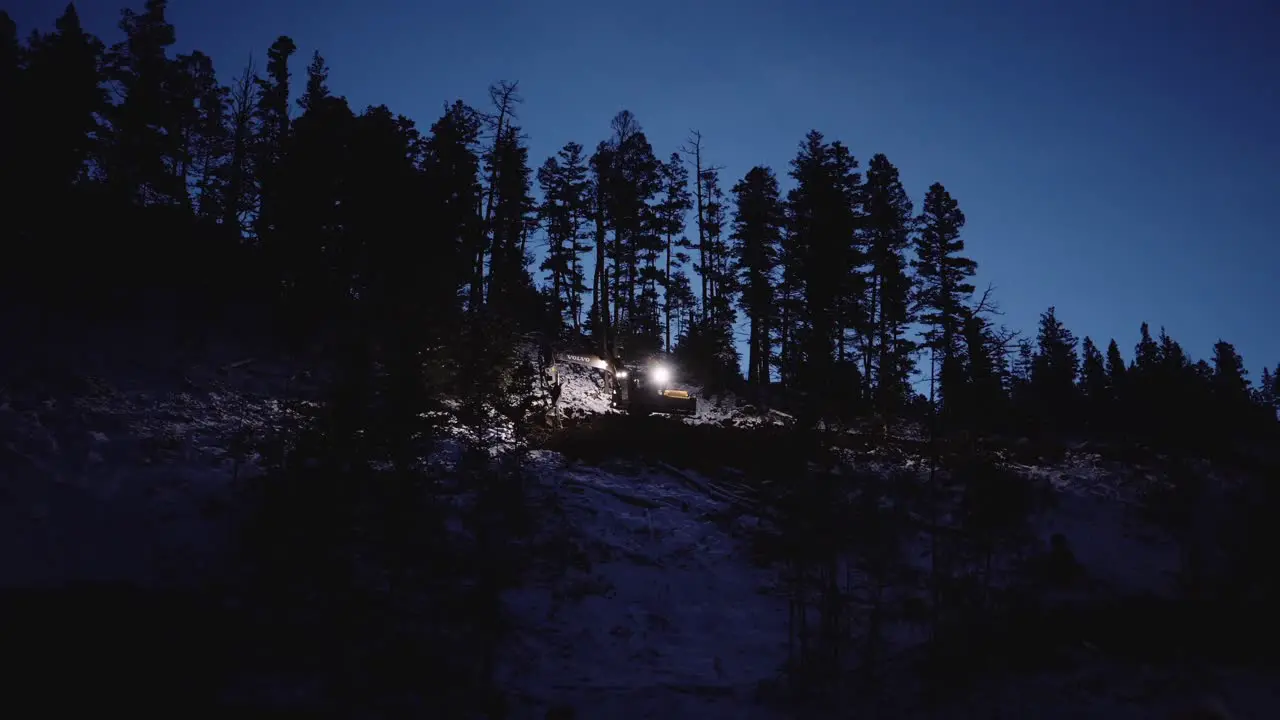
[682,132,708,320]
[476,81,521,311]
[664,231,673,352]
[594,192,611,361]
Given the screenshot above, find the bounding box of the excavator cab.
[547,346,697,419]
[612,362,697,417]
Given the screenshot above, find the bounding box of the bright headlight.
[651,365,671,386]
[615,370,628,379]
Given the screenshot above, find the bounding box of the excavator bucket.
[629,387,697,416]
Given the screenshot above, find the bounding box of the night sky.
[11,0,1280,378]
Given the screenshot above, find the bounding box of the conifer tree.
[1105,339,1126,391]
[486,123,538,324]
[1133,322,1160,373]
[476,81,523,311]
[656,153,693,351]
[252,35,297,242]
[861,153,915,419]
[105,0,185,204]
[958,310,1008,429]
[537,141,591,333]
[423,100,484,310]
[175,50,228,220]
[1079,336,1109,430]
[20,4,105,197]
[828,141,866,367]
[595,111,662,353]
[1211,340,1249,401]
[912,182,976,416]
[1030,306,1079,430]
[731,166,783,395]
[1256,365,1279,421]
[1210,340,1252,438]
[786,131,858,420]
[296,51,329,114]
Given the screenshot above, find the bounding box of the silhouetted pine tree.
[912,183,976,423]
[104,0,185,205]
[957,310,1008,431]
[252,34,298,284]
[656,153,694,351]
[1210,340,1252,445]
[861,153,916,424]
[1105,339,1127,405]
[731,166,783,398]
[1257,365,1279,422]
[781,132,867,421]
[176,50,228,222]
[20,4,104,200]
[537,141,592,334]
[486,123,540,326]
[1078,336,1109,432]
[1029,306,1079,434]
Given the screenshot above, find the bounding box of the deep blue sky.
[13,0,1280,378]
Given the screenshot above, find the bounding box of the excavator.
[544,348,698,419]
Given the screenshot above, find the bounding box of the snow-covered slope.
[3,343,1277,718]
[0,360,299,588]
[498,451,788,718]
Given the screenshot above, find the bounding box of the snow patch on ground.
[0,367,293,588]
[499,450,790,719]
[1004,450,1182,598]
[680,388,792,428]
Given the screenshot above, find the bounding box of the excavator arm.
[556,352,614,372]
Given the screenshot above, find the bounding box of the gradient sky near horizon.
[12,0,1280,378]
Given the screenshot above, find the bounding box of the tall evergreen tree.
[104,0,186,205]
[476,81,523,312]
[1079,336,1109,429]
[537,141,591,333]
[587,140,614,358]
[1030,306,1079,430]
[1133,322,1160,373]
[731,166,783,395]
[700,168,732,324]
[1210,340,1253,437]
[1105,339,1126,390]
[912,182,976,416]
[486,123,538,324]
[252,35,297,243]
[423,100,484,308]
[957,310,1008,430]
[175,50,228,219]
[593,111,662,353]
[21,4,105,197]
[656,153,693,351]
[296,51,329,114]
[1210,340,1249,401]
[828,141,866,368]
[1256,365,1279,421]
[861,153,915,419]
[786,131,856,420]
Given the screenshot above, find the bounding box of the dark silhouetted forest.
[6,2,1276,457]
[6,4,1280,716]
